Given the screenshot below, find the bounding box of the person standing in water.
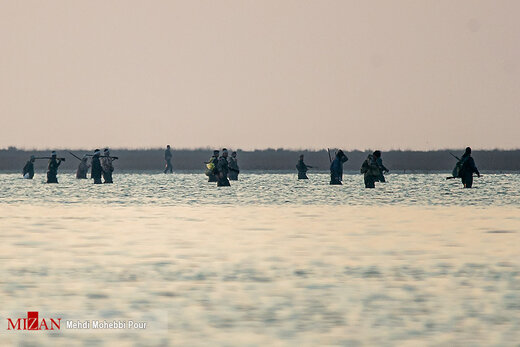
[361,153,380,188]
[217,148,231,187]
[206,150,219,182]
[101,148,114,183]
[296,154,312,179]
[76,155,90,179]
[228,151,240,181]
[459,147,480,188]
[22,155,35,179]
[91,149,103,184]
[330,150,348,185]
[47,151,62,183]
[373,150,389,183]
[164,145,173,174]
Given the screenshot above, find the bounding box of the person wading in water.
[91,149,103,184]
[459,147,480,188]
[46,151,62,184]
[296,154,312,180]
[330,150,348,185]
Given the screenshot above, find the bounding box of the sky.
[0,1,518,150]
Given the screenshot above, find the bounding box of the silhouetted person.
[46,151,61,184]
[330,150,348,185]
[164,145,173,174]
[91,149,103,184]
[76,156,90,179]
[361,153,379,188]
[217,148,231,187]
[101,148,114,183]
[206,150,219,182]
[228,151,239,180]
[460,147,480,188]
[22,155,35,179]
[373,150,389,183]
[296,154,312,179]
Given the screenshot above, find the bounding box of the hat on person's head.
[51,151,57,157]
[104,148,109,153]
[30,155,35,160]
[94,149,100,155]
[222,148,228,153]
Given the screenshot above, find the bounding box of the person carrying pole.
[330,150,348,185]
[46,151,62,183]
[101,148,115,183]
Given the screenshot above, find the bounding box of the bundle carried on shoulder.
[205,162,215,176]
[452,156,468,178]
[360,159,369,174]
[360,155,380,176]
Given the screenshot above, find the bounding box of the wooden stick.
[34,157,66,161]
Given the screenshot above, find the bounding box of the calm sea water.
[0,172,519,346]
[1,172,520,206]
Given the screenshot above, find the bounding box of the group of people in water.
[22,148,117,184]
[297,147,479,188]
[296,149,389,188]
[204,148,240,186]
[22,151,65,183]
[22,146,480,188]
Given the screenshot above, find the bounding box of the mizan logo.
[7,312,61,331]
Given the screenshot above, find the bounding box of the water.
[0,172,519,346]
[1,172,520,206]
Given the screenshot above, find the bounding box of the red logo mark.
[7,311,61,331]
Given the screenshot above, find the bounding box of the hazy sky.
[0,1,518,150]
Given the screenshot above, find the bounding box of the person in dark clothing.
[76,156,90,179]
[296,154,312,179]
[228,151,240,180]
[91,149,103,184]
[460,147,480,188]
[23,155,36,179]
[361,153,380,188]
[164,145,173,174]
[330,150,348,185]
[46,151,62,184]
[206,150,219,182]
[373,150,389,183]
[217,149,231,187]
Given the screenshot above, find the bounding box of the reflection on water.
[0,173,519,345]
[1,172,520,206]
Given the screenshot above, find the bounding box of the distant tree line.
[1,147,520,172]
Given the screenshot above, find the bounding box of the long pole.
[449,152,460,161]
[68,151,82,161]
[34,157,66,161]
[446,175,482,180]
